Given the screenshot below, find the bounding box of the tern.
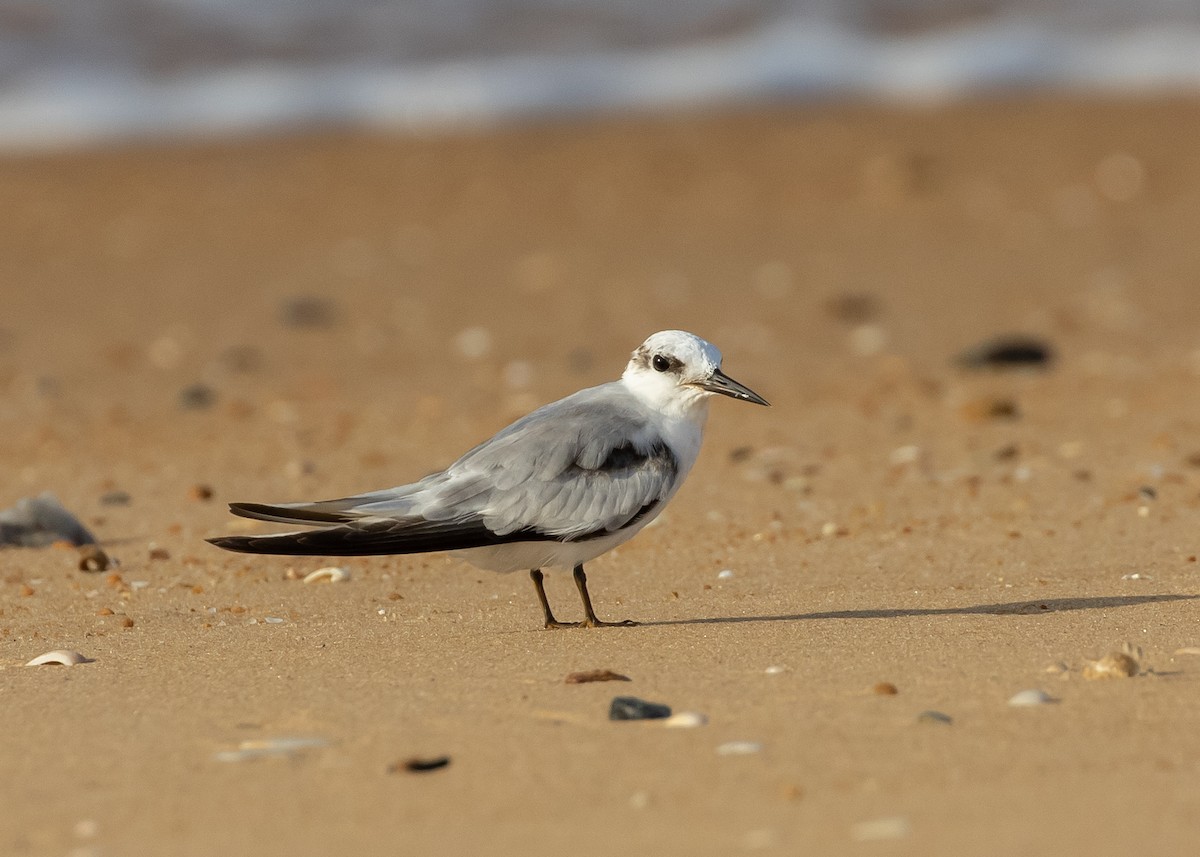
[208,330,768,628]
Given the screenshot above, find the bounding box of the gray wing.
[209,384,679,556]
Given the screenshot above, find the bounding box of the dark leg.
[573,564,638,628]
[530,569,581,629]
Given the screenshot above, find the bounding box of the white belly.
[451,512,658,573]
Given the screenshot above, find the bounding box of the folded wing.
[207,385,679,557]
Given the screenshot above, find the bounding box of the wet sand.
[3,96,1200,854]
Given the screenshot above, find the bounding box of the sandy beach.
[3,95,1200,855]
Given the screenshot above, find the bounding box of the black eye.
[652,354,670,372]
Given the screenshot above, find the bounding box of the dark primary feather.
[208,384,681,558]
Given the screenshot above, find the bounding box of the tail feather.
[228,501,356,526]
[207,514,554,558]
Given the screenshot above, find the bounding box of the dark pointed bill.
[698,368,770,406]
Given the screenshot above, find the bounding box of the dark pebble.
[917,710,953,725]
[390,756,450,774]
[609,696,672,721]
[824,292,881,325]
[956,336,1054,370]
[100,490,131,506]
[565,669,631,684]
[179,383,217,410]
[280,296,338,329]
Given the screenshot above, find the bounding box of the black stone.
[956,336,1054,370]
[609,696,672,721]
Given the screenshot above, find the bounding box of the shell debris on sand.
[1008,689,1057,707]
[1083,643,1143,680]
[662,711,708,729]
[26,649,91,666]
[213,736,330,762]
[303,566,350,584]
[565,669,630,684]
[716,741,763,756]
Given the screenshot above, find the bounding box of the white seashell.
[663,711,708,728]
[26,649,90,666]
[1008,689,1056,707]
[764,665,786,675]
[263,617,285,624]
[303,566,350,584]
[717,569,734,580]
[716,740,762,756]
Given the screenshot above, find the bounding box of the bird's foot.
[582,618,639,628]
[544,619,585,630]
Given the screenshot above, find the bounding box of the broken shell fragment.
[1083,652,1139,680]
[565,669,631,684]
[662,711,708,728]
[213,736,329,762]
[303,566,350,584]
[78,544,111,572]
[1008,689,1056,707]
[26,649,90,666]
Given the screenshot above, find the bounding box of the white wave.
[3,20,1200,150]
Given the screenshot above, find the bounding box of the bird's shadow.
[640,593,1200,627]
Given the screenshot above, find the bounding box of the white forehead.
[638,330,722,369]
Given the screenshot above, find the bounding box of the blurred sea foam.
[4,0,1200,149]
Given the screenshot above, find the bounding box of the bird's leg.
[530,569,581,629]
[573,564,638,628]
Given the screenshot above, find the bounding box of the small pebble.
[917,710,952,725]
[389,756,450,774]
[716,741,763,756]
[565,669,631,684]
[99,491,131,506]
[26,650,90,666]
[148,546,170,561]
[1008,689,1056,707]
[303,566,350,584]
[188,484,214,502]
[764,665,786,675]
[178,383,216,410]
[279,295,338,329]
[717,569,734,580]
[264,617,285,624]
[609,696,671,721]
[872,682,899,696]
[824,292,880,324]
[956,336,1054,370]
[662,711,708,728]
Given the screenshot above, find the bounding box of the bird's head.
[622,330,769,415]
